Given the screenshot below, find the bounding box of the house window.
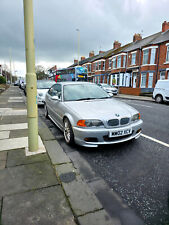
[88,64,91,72]
[117,56,121,68]
[123,56,126,67]
[95,62,98,71]
[109,59,112,68]
[113,57,116,69]
[93,63,95,71]
[150,48,156,64]
[166,46,169,62]
[160,71,166,80]
[148,73,154,88]
[102,61,105,71]
[131,53,136,65]
[99,61,101,70]
[116,74,120,86]
[140,73,147,88]
[143,49,149,65]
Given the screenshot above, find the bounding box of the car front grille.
[120,117,130,125]
[107,119,119,126]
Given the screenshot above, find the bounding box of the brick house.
[69,21,169,95]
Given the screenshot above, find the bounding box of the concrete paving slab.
[0,161,58,198]
[0,131,10,139]
[78,210,115,225]
[9,97,23,100]
[0,160,6,170]
[55,163,79,176]
[57,168,102,216]
[0,151,7,161]
[8,100,24,103]
[2,186,76,225]
[9,129,28,138]
[0,123,27,131]
[45,140,71,165]
[7,149,49,167]
[0,135,45,152]
[0,115,27,125]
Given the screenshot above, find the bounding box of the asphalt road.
[38,99,169,225]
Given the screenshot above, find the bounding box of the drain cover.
[59,172,76,183]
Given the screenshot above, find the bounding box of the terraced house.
[70,21,169,96]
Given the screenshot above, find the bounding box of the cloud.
[0,0,169,75]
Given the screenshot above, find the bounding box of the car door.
[49,84,64,129]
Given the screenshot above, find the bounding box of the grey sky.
[0,0,169,76]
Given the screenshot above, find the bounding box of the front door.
[133,74,137,88]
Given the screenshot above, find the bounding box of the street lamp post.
[76,29,80,65]
[23,0,38,152]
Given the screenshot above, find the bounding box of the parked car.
[14,81,19,86]
[37,80,55,105]
[45,82,143,147]
[153,80,169,103]
[97,83,118,95]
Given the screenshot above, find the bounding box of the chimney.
[81,56,85,61]
[162,21,169,32]
[133,33,142,42]
[89,51,94,58]
[74,59,78,64]
[99,50,105,54]
[113,41,121,49]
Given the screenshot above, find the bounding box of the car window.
[63,84,109,101]
[48,84,61,97]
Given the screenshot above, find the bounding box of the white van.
[153,80,169,103]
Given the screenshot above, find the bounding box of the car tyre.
[155,95,163,103]
[63,118,74,145]
[44,104,49,118]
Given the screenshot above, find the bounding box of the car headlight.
[131,113,140,121]
[77,119,104,127]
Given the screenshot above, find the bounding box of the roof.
[149,29,169,44]
[124,32,161,52]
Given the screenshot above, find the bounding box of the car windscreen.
[37,81,55,89]
[63,84,109,101]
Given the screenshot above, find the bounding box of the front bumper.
[73,120,143,147]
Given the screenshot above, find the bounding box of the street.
[39,99,169,225]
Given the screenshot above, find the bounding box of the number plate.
[109,128,132,137]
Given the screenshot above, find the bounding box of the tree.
[35,65,48,80]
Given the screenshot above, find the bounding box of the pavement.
[114,94,154,102]
[0,86,115,225]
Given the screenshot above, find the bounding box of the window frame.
[143,49,149,65]
[140,73,147,88]
[131,52,136,65]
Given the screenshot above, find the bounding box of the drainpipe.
[138,47,142,88]
[156,44,160,83]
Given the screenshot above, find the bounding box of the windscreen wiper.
[75,97,96,101]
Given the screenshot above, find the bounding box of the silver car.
[45,82,143,147]
[98,83,118,95]
[37,80,55,105]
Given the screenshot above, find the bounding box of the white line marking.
[141,133,169,148]
[0,131,10,140]
[9,97,23,100]
[8,100,24,103]
[0,136,45,152]
[0,123,28,131]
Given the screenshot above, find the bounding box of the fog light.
[84,137,98,142]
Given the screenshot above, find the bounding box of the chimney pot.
[133,33,142,42]
[162,21,169,32]
[89,51,95,58]
[113,41,121,49]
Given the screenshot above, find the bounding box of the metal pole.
[76,29,80,65]
[23,0,38,152]
[9,48,12,84]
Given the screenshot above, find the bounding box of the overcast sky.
[0,0,169,77]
